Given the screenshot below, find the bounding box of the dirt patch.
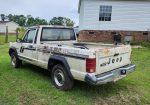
[92,91,142,105]
[19,91,46,105]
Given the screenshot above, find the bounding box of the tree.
[34,17,48,25]
[7,14,13,21]
[65,17,75,27]
[7,14,48,27]
[17,15,26,26]
[26,16,48,26]
[6,14,75,27]
[26,16,35,26]
[8,14,26,26]
[49,17,74,27]
[1,14,6,21]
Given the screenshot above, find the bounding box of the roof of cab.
[28,25,73,29]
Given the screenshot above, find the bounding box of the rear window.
[41,28,76,41]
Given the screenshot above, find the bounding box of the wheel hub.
[54,69,65,86]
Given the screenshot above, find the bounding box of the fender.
[9,47,18,56]
[48,55,73,79]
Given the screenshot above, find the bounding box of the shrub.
[141,42,150,48]
[130,41,150,48]
[130,41,141,46]
[17,27,26,38]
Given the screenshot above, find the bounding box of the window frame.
[99,5,112,21]
[40,27,76,41]
[22,28,38,44]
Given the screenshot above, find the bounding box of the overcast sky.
[0,0,79,26]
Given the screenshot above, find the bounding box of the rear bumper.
[85,64,136,85]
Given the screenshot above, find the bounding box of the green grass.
[0,35,23,45]
[0,44,150,105]
[0,35,16,44]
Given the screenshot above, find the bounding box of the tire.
[11,52,22,68]
[51,64,74,91]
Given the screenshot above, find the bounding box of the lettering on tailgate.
[100,57,123,67]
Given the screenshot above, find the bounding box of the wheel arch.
[48,55,73,79]
[9,47,17,56]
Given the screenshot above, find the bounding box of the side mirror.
[16,38,22,43]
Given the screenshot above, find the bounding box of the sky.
[0,0,79,26]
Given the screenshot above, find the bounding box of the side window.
[23,29,37,43]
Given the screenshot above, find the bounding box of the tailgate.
[95,45,131,74]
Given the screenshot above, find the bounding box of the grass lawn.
[0,44,150,105]
[0,35,23,45]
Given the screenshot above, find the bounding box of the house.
[78,0,150,42]
[0,21,19,34]
[74,26,79,34]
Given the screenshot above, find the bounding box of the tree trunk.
[5,26,8,43]
[148,31,150,41]
[16,29,18,40]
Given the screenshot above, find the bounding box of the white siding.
[79,0,85,29]
[0,23,6,33]
[0,22,19,33]
[6,22,19,33]
[79,0,150,31]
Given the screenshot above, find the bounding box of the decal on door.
[20,46,24,53]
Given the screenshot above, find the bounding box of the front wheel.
[11,52,21,68]
[51,64,74,91]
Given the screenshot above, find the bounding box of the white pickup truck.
[9,25,136,90]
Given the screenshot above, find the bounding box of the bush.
[130,41,150,48]
[17,27,26,38]
[141,42,150,48]
[130,41,141,46]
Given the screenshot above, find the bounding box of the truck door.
[19,28,38,64]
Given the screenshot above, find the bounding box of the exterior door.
[19,29,38,64]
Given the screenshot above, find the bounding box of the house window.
[99,5,112,21]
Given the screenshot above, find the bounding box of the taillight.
[86,58,96,73]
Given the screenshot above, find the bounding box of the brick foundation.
[78,30,149,42]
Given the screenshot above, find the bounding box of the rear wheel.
[51,64,74,91]
[11,52,22,68]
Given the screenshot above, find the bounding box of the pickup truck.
[9,25,136,90]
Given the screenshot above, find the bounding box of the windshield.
[41,28,76,41]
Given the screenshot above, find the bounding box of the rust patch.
[102,48,110,55]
